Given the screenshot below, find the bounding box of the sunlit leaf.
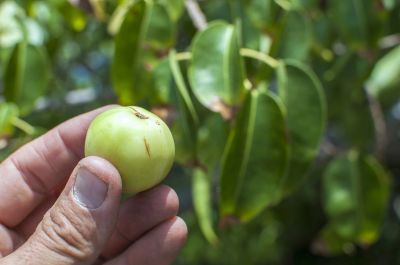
[383,0,397,10]
[111,0,151,104]
[0,103,19,138]
[277,60,326,196]
[169,50,199,126]
[189,22,245,113]
[366,45,400,106]
[220,90,288,222]
[3,42,49,114]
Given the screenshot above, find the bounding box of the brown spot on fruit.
[128,106,149,119]
[144,138,151,158]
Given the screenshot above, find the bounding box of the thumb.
[4,156,122,265]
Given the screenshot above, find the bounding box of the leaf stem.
[12,117,35,135]
[239,48,280,68]
[175,52,192,61]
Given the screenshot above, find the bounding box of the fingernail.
[73,167,108,209]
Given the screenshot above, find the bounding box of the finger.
[101,185,179,258]
[0,224,24,258]
[15,195,58,239]
[104,217,187,265]
[0,105,116,227]
[1,156,122,265]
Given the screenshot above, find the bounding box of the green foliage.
[2,0,400,263]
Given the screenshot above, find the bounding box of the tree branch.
[185,0,207,31]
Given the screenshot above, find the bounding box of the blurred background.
[1,0,400,264]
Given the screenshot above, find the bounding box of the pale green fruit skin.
[85,106,175,194]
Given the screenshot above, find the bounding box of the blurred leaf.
[277,60,326,195]
[357,156,391,244]
[193,168,219,245]
[277,11,311,60]
[0,103,19,138]
[366,45,400,106]
[108,0,135,35]
[169,50,199,126]
[189,22,245,113]
[323,153,359,240]
[3,42,49,115]
[89,0,107,20]
[383,0,397,10]
[289,0,317,10]
[0,1,24,48]
[329,0,373,48]
[313,223,356,256]
[158,0,184,22]
[325,52,374,149]
[322,152,391,252]
[197,113,229,170]
[152,58,174,104]
[146,2,175,48]
[220,90,288,222]
[245,0,278,31]
[61,2,87,32]
[111,0,150,104]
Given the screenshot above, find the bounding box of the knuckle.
[39,205,97,261]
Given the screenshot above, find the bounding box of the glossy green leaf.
[111,0,150,104]
[193,168,218,245]
[189,22,245,112]
[0,103,19,138]
[322,152,391,250]
[277,60,326,195]
[277,11,311,60]
[220,90,288,222]
[329,0,372,48]
[3,43,49,115]
[169,50,199,125]
[366,45,400,105]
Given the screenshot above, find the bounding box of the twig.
[185,0,207,31]
[366,90,387,161]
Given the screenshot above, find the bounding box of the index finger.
[0,105,116,227]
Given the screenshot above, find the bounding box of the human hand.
[0,106,187,265]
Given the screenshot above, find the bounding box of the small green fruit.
[85,106,175,194]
